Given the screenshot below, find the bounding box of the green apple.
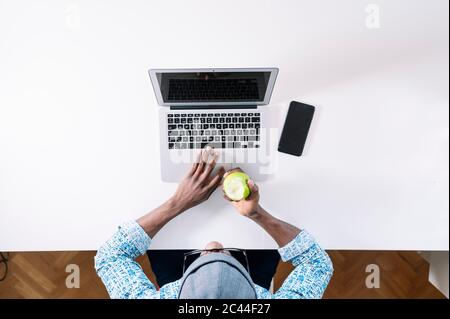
[223,172,251,201]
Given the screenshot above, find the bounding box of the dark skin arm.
[223,168,300,247]
[136,151,299,246]
[138,148,225,238]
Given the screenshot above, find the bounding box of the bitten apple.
[223,172,251,201]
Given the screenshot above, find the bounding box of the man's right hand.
[172,147,225,213]
[222,168,260,218]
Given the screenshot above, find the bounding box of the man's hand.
[172,147,225,212]
[222,167,301,247]
[222,168,260,218]
[138,147,224,238]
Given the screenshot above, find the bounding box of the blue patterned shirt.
[95,221,333,299]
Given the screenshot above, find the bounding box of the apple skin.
[223,172,251,201]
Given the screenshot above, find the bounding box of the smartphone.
[278,101,315,156]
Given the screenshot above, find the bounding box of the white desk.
[0,0,448,251]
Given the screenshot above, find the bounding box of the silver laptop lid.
[148,68,278,107]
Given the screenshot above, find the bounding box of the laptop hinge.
[170,105,257,110]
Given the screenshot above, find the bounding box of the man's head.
[201,241,229,255]
[178,241,256,299]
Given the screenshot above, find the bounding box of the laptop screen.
[153,71,272,104]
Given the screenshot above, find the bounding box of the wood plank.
[0,250,446,299]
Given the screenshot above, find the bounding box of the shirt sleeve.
[272,230,333,299]
[94,221,159,299]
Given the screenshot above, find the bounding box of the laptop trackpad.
[161,149,270,182]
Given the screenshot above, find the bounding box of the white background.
[0,0,448,250]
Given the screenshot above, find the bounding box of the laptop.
[148,68,278,182]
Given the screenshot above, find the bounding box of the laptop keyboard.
[167,112,261,149]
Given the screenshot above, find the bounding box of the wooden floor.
[0,250,445,299]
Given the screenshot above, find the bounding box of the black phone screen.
[278,101,315,156]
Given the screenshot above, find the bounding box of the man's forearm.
[249,205,300,247]
[137,197,185,238]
